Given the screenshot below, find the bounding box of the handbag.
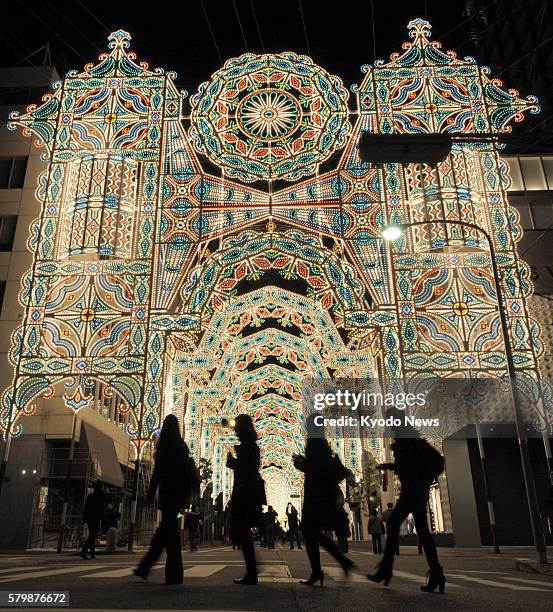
[329,453,350,485]
[256,474,267,507]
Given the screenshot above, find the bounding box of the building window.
[505,157,525,191]
[510,194,553,230]
[0,216,17,251]
[519,157,548,190]
[543,158,553,188]
[0,157,28,189]
[505,155,553,191]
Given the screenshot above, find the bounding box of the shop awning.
[81,422,125,488]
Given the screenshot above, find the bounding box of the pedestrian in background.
[104,501,120,552]
[263,505,277,549]
[368,509,385,554]
[227,414,265,585]
[185,506,201,551]
[80,480,105,559]
[381,502,399,555]
[286,502,302,550]
[134,414,197,585]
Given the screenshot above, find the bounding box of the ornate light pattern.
[189,52,351,182]
[3,20,547,509]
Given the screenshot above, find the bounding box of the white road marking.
[83,564,226,579]
[83,567,136,578]
[258,564,290,578]
[462,570,509,575]
[448,573,550,591]
[0,566,46,575]
[324,566,465,588]
[394,569,463,589]
[194,547,233,554]
[82,563,164,578]
[184,565,226,578]
[498,575,553,588]
[323,566,366,583]
[0,565,108,583]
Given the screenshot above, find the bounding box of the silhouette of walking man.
[367,410,446,592]
[80,480,105,559]
[381,502,399,555]
[185,506,201,551]
[286,502,302,550]
[368,509,385,554]
[227,414,265,585]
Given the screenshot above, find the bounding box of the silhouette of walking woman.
[367,412,446,593]
[135,414,192,585]
[227,414,264,585]
[294,415,355,587]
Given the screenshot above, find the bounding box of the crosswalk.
[0,561,551,592]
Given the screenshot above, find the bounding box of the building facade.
[0,67,134,549]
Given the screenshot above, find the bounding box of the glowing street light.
[381,226,403,241]
[381,218,548,563]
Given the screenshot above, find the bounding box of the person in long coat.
[134,414,190,585]
[227,414,263,585]
[368,510,385,554]
[286,502,302,550]
[293,415,355,586]
[80,480,106,559]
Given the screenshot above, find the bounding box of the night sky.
[3,1,475,95]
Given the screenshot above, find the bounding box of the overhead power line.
[524,0,548,93]
[199,0,223,65]
[232,0,249,53]
[44,0,102,53]
[297,0,311,57]
[370,0,376,64]
[498,31,553,77]
[249,0,265,54]
[75,0,111,32]
[16,0,87,62]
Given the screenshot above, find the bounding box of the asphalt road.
[0,543,552,611]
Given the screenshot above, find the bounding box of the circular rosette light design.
[189,52,351,182]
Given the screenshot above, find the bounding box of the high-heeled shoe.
[300,572,324,587]
[366,558,393,586]
[233,574,258,585]
[420,566,446,593]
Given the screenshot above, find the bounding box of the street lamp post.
[0,422,13,499]
[382,219,548,564]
